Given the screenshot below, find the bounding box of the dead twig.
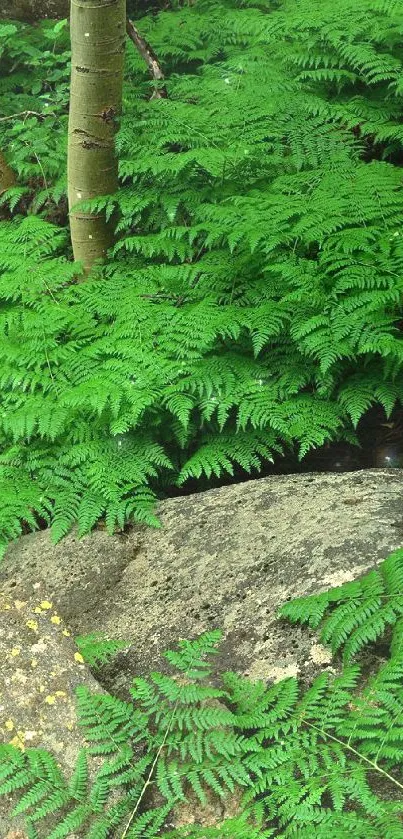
[0,110,54,123]
[126,19,168,99]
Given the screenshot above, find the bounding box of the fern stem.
[373,702,403,767]
[303,718,403,792]
[119,700,180,839]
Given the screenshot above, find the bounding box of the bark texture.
[0,150,15,194]
[67,0,126,272]
[0,0,69,20]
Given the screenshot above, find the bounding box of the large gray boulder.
[2,469,403,696]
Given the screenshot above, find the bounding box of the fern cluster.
[0,0,403,549]
[3,551,403,837]
[0,18,69,213]
[279,545,403,662]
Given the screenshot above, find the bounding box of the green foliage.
[0,0,403,548]
[3,556,403,837]
[0,18,69,213]
[75,633,129,669]
[279,546,403,662]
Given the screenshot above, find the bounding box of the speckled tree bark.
[67,0,126,272]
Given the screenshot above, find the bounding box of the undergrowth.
[0,0,402,552]
[2,549,403,837]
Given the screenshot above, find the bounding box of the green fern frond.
[279,548,403,662]
[75,634,129,669]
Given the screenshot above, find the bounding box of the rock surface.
[0,586,104,836]
[2,469,403,698]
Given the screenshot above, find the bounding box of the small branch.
[126,18,168,99]
[0,110,53,123]
[140,293,184,299]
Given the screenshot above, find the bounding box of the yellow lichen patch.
[51,615,62,625]
[45,695,56,705]
[14,600,26,610]
[55,691,67,698]
[53,741,65,753]
[3,603,11,610]
[62,629,71,637]
[74,652,85,664]
[39,685,45,693]
[34,606,42,614]
[10,647,21,657]
[31,658,38,668]
[9,732,25,750]
[40,601,53,610]
[309,643,333,666]
[26,619,39,632]
[4,719,14,731]
[31,639,48,654]
[11,670,28,684]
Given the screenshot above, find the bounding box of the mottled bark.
[67,0,126,272]
[0,0,69,21]
[0,150,15,194]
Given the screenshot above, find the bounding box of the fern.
[279,547,403,662]
[75,634,129,669]
[3,556,403,837]
[0,0,403,548]
[0,19,69,210]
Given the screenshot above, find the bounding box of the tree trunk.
[0,0,69,20]
[0,150,15,194]
[67,0,126,273]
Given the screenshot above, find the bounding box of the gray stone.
[0,586,105,836]
[2,469,403,697]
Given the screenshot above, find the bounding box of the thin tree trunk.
[67,0,126,273]
[0,150,15,194]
